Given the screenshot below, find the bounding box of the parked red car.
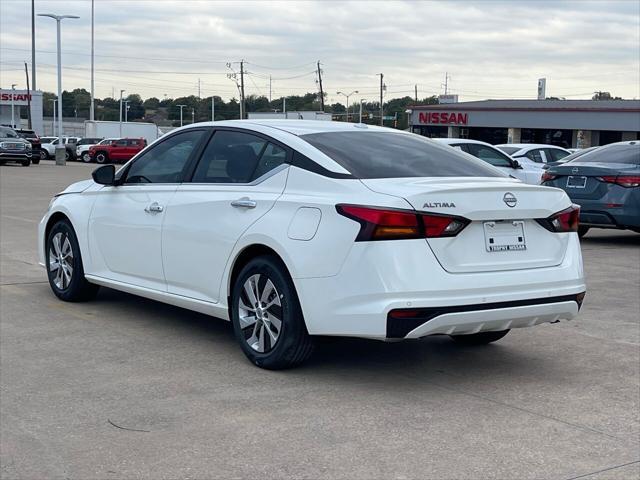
[88,137,147,164]
[15,129,42,164]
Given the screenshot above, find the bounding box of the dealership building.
[0,89,44,134]
[409,99,640,148]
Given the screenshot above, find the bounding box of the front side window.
[463,144,513,168]
[192,130,282,183]
[125,130,206,184]
[301,132,502,179]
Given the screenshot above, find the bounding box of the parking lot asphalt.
[1,160,639,480]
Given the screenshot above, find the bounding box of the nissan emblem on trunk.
[503,192,517,208]
[572,167,579,174]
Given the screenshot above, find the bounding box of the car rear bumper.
[389,294,582,339]
[295,236,586,340]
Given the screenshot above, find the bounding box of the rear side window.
[192,130,284,183]
[576,144,640,165]
[115,140,127,147]
[525,149,544,163]
[300,132,502,179]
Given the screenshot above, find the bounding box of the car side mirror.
[92,164,116,185]
[512,159,523,169]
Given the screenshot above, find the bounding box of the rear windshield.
[575,143,640,165]
[496,146,521,155]
[301,131,503,179]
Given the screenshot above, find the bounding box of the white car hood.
[58,179,95,195]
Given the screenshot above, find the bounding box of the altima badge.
[503,192,517,208]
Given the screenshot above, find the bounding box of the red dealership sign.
[418,112,468,125]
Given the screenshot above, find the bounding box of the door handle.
[231,198,257,209]
[144,202,164,214]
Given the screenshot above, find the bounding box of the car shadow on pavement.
[88,286,561,388]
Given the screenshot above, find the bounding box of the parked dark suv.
[0,126,33,167]
[15,129,42,164]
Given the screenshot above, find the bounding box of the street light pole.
[123,100,130,123]
[337,91,358,122]
[191,108,195,124]
[211,96,215,121]
[38,13,79,165]
[119,89,125,136]
[90,0,95,120]
[10,84,17,128]
[176,104,186,127]
[50,98,57,134]
[359,99,365,123]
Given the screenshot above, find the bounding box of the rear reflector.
[536,205,580,233]
[597,175,640,188]
[336,204,470,241]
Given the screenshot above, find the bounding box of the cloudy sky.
[1,0,638,103]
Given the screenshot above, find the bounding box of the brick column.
[507,128,521,143]
[576,130,592,148]
[447,126,460,138]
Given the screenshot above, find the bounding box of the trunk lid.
[361,177,572,273]
[549,162,639,200]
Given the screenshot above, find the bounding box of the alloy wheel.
[238,274,283,353]
[49,232,74,289]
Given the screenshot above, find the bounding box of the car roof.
[433,138,496,147]
[181,119,397,137]
[497,143,569,151]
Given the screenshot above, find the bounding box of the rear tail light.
[597,175,640,188]
[536,205,580,233]
[336,204,469,241]
[541,171,557,183]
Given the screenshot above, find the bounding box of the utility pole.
[192,108,195,124]
[10,84,16,128]
[415,84,418,103]
[378,73,384,126]
[317,61,325,111]
[25,63,32,129]
[443,72,451,95]
[31,0,36,90]
[269,76,272,103]
[211,96,215,121]
[239,60,245,119]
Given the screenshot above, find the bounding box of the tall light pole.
[359,99,366,123]
[90,0,95,120]
[38,13,79,165]
[191,108,195,124]
[176,104,187,127]
[337,91,358,122]
[211,96,215,121]
[119,89,125,136]
[10,84,17,128]
[123,100,130,123]
[50,98,57,135]
[31,0,36,90]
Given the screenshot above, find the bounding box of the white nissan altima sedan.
[39,120,586,369]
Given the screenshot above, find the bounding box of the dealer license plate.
[484,221,526,252]
[566,176,587,188]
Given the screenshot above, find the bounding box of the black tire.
[64,150,70,161]
[46,220,99,302]
[450,329,510,345]
[39,149,47,160]
[578,226,590,238]
[95,151,108,164]
[32,157,40,165]
[230,255,314,369]
[21,159,31,167]
[82,152,92,163]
